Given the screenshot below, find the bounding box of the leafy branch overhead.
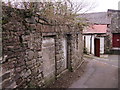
[2,0,95,28]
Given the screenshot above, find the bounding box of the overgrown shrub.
[83,47,88,54]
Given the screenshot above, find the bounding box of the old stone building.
[1,6,84,88]
[106,9,120,53]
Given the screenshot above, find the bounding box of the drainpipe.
[90,35,92,54]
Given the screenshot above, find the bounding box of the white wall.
[85,35,91,53]
[91,35,95,54]
[100,37,104,54]
[84,35,95,54]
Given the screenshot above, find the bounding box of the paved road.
[69,55,118,88]
[96,55,119,67]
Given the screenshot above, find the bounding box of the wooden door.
[94,38,100,57]
[112,33,120,47]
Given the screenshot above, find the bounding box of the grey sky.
[93,0,119,12]
[3,0,120,12]
[75,0,120,12]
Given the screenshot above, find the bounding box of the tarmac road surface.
[69,55,118,88]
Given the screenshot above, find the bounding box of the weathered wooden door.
[112,33,120,47]
[94,38,100,57]
[42,37,55,85]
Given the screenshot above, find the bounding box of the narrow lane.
[69,55,118,88]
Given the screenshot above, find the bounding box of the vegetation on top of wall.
[2,0,94,32]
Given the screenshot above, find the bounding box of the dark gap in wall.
[19,35,23,43]
[66,34,72,71]
[43,35,55,38]
[19,35,23,47]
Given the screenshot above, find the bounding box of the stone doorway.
[42,37,55,85]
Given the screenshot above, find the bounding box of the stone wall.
[107,10,120,33]
[70,33,83,70]
[1,6,84,88]
[55,34,67,75]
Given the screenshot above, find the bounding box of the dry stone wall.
[70,33,83,70]
[1,6,84,88]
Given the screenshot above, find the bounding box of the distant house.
[106,9,120,54]
[80,12,110,56]
[83,25,107,55]
[81,10,120,56]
